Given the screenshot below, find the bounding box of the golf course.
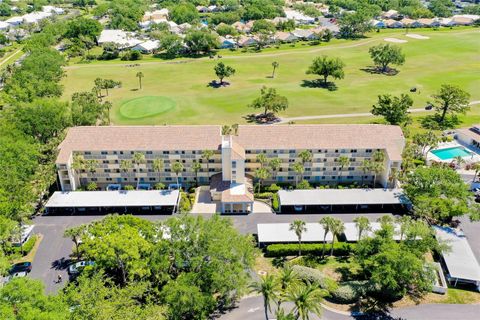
[62,28,480,125]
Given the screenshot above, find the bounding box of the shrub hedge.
[265,242,354,257]
[12,234,37,255]
[291,265,338,292]
[331,280,369,304]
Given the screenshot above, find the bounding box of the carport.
[45,190,180,215]
[257,223,333,247]
[434,226,480,291]
[277,188,410,214]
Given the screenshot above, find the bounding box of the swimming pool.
[431,147,472,160]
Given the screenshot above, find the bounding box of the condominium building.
[55,124,405,213]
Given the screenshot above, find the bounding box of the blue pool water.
[431,147,472,160]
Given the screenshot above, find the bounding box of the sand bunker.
[384,38,408,43]
[405,34,430,40]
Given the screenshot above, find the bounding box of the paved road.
[219,295,480,320]
[30,212,390,292]
[277,101,480,124]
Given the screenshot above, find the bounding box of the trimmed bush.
[254,192,274,199]
[179,191,192,213]
[12,234,37,256]
[266,184,281,192]
[272,193,279,211]
[331,280,368,304]
[265,242,354,257]
[292,265,338,292]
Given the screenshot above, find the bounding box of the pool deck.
[427,142,480,165]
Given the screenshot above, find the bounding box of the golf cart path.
[276,101,480,124]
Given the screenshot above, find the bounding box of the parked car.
[9,262,32,275]
[5,271,27,283]
[67,261,94,275]
[425,103,433,110]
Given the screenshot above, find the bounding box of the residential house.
[274,31,298,42]
[237,35,257,47]
[382,9,399,19]
[385,19,403,28]
[218,36,237,49]
[284,9,316,24]
[416,18,440,27]
[55,125,405,213]
[292,28,319,40]
[452,15,476,25]
[371,19,386,28]
[132,40,160,53]
[0,21,9,31]
[5,16,24,27]
[97,29,143,49]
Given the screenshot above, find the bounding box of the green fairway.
[61,28,480,125]
[119,96,177,119]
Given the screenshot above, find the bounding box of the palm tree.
[132,152,146,188]
[103,101,112,125]
[275,308,296,320]
[286,282,324,320]
[84,159,98,176]
[201,150,215,182]
[136,71,144,89]
[289,220,306,256]
[360,159,372,187]
[453,155,465,168]
[397,215,412,241]
[172,161,184,187]
[298,150,312,164]
[64,225,84,259]
[152,158,164,179]
[271,61,279,78]
[256,153,268,168]
[370,161,384,187]
[71,154,86,187]
[255,167,270,193]
[250,275,280,320]
[120,159,132,174]
[269,158,282,181]
[319,216,335,258]
[353,216,370,240]
[192,161,202,187]
[388,167,399,188]
[292,162,304,187]
[278,265,298,291]
[330,219,345,256]
[472,162,480,183]
[338,155,350,181]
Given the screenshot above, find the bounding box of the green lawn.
[61,28,480,125]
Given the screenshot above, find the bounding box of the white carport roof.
[343,222,402,241]
[257,223,333,244]
[278,188,409,206]
[435,226,480,283]
[45,190,179,208]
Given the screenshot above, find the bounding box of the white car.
[5,271,27,284]
[67,261,94,275]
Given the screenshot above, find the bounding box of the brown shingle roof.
[56,124,405,163]
[233,124,405,161]
[56,126,222,163]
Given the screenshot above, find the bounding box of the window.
[84,151,91,155]
[149,178,156,181]
[288,176,294,180]
[120,151,124,155]
[106,178,112,181]
[208,159,214,163]
[209,168,215,172]
[163,151,169,155]
[289,150,295,154]
[350,149,357,153]
[105,169,111,173]
[91,178,97,181]
[181,151,185,154]
[166,177,172,181]
[232,161,236,168]
[101,151,108,155]
[366,149,373,153]
[130,151,134,155]
[113,151,117,155]
[246,150,251,154]
[103,160,108,164]
[146,151,153,154]
[335,149,339,153]
[288,159,295,163]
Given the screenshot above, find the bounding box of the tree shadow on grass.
[301,79,338,91]
[360,66,399,76]
[130,88,139,91]
[207,80,231,88]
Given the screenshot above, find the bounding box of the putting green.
[119,96,176,119]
